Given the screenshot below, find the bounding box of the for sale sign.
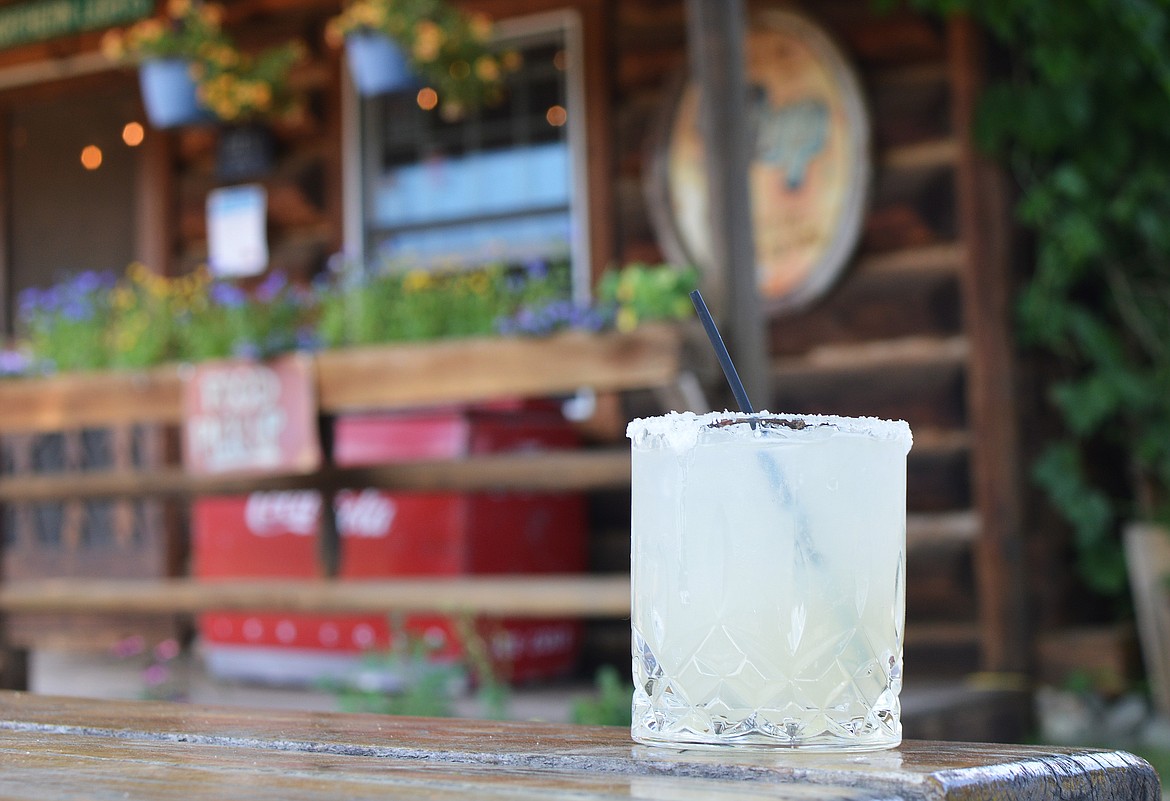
[182,354,321,475]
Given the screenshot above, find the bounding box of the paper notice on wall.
[207,184,268,277]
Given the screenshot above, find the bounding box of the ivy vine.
[902,0,1170,599]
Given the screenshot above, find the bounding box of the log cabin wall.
[0,0,1026,688]
[610,0,1023,679]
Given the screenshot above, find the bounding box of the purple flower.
[233,340,261,360]
[255,271,288,303]
[17,287,42,317]
[523,258,549,280]
[72,270,116,294]
[143,664,169,687]
[0,349,30,376]
[61,300,93,321]
[112,634,146,658]
[210,282,247,308]
[154,639,180,662]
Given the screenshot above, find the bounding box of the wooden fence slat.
[0,449,633,503]
[0,575,632,618]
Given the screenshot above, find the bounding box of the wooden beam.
[883,138,959,171]
[684,0,771,408]
[0,575,632,618]
[949,16,1029,674]
[0,449,632,503]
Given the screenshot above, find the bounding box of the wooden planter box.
[0,325,683,434]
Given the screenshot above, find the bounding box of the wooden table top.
[0,691,1158,800]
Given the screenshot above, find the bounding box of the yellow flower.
[200,3,223,26]
[166,0,190,20]
[616,307,638,333]
[468,12,492,41]
[474,56,499,82]
[353,2,380,28]
[110,286,135,311]
[501,51,523,72]
[131,18,163,45]
[467,272,490,295]
[100,29,124,61]
[413,20,444,62]
[127,262,150,284]
[403,270,431,292]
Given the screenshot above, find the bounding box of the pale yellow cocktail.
[628,411,911,750]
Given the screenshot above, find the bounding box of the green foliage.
[327,616,510,720]
[317,261,534,347]
[570,665,632,727]
[907,0,1170,602]
[14,260,691,377]
[595,262,699,333]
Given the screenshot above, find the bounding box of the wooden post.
[134,128,173,275]
[684,0,770,408]
[949,16,1029,674]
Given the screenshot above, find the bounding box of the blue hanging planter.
[138,58,205,129]
[345,32,415,97]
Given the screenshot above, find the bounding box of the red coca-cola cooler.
[193,405,588,686]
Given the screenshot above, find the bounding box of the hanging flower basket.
[345,31,415,97]
[138,58,206,129]
[325,0,516,117]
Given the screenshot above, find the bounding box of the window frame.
[341,9,593,304]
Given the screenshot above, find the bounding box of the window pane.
[362,25,576,272]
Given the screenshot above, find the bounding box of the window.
[343,11,590,302]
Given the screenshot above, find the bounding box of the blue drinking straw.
[689,289,755,417]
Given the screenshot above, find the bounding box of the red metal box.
[193,406,587,685]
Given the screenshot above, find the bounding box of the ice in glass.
[628,411,912,750]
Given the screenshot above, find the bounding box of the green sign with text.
[0,0,152,51]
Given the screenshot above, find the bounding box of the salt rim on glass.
[626,410,914,454]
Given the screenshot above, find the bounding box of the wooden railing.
[0,324,683,623]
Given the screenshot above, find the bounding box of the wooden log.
[772,364,966,431]
[768,264,962,355]
[0,575,633,618]
[883,138,959,171]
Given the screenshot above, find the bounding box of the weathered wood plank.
[0,575,632,618]
[315,325,684,414]
[769,269,962,355]
[0,729,880,801]
[855,242,964,276]
[0,449,631,502]
[0,366,185,432]
[0,692,1156,801]
[883,138,959,171]
[774,335,968,373]
[772,365,966,431]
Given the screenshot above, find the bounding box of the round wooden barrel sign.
[647,8,871,314]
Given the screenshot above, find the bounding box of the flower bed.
[9,261,695,379]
